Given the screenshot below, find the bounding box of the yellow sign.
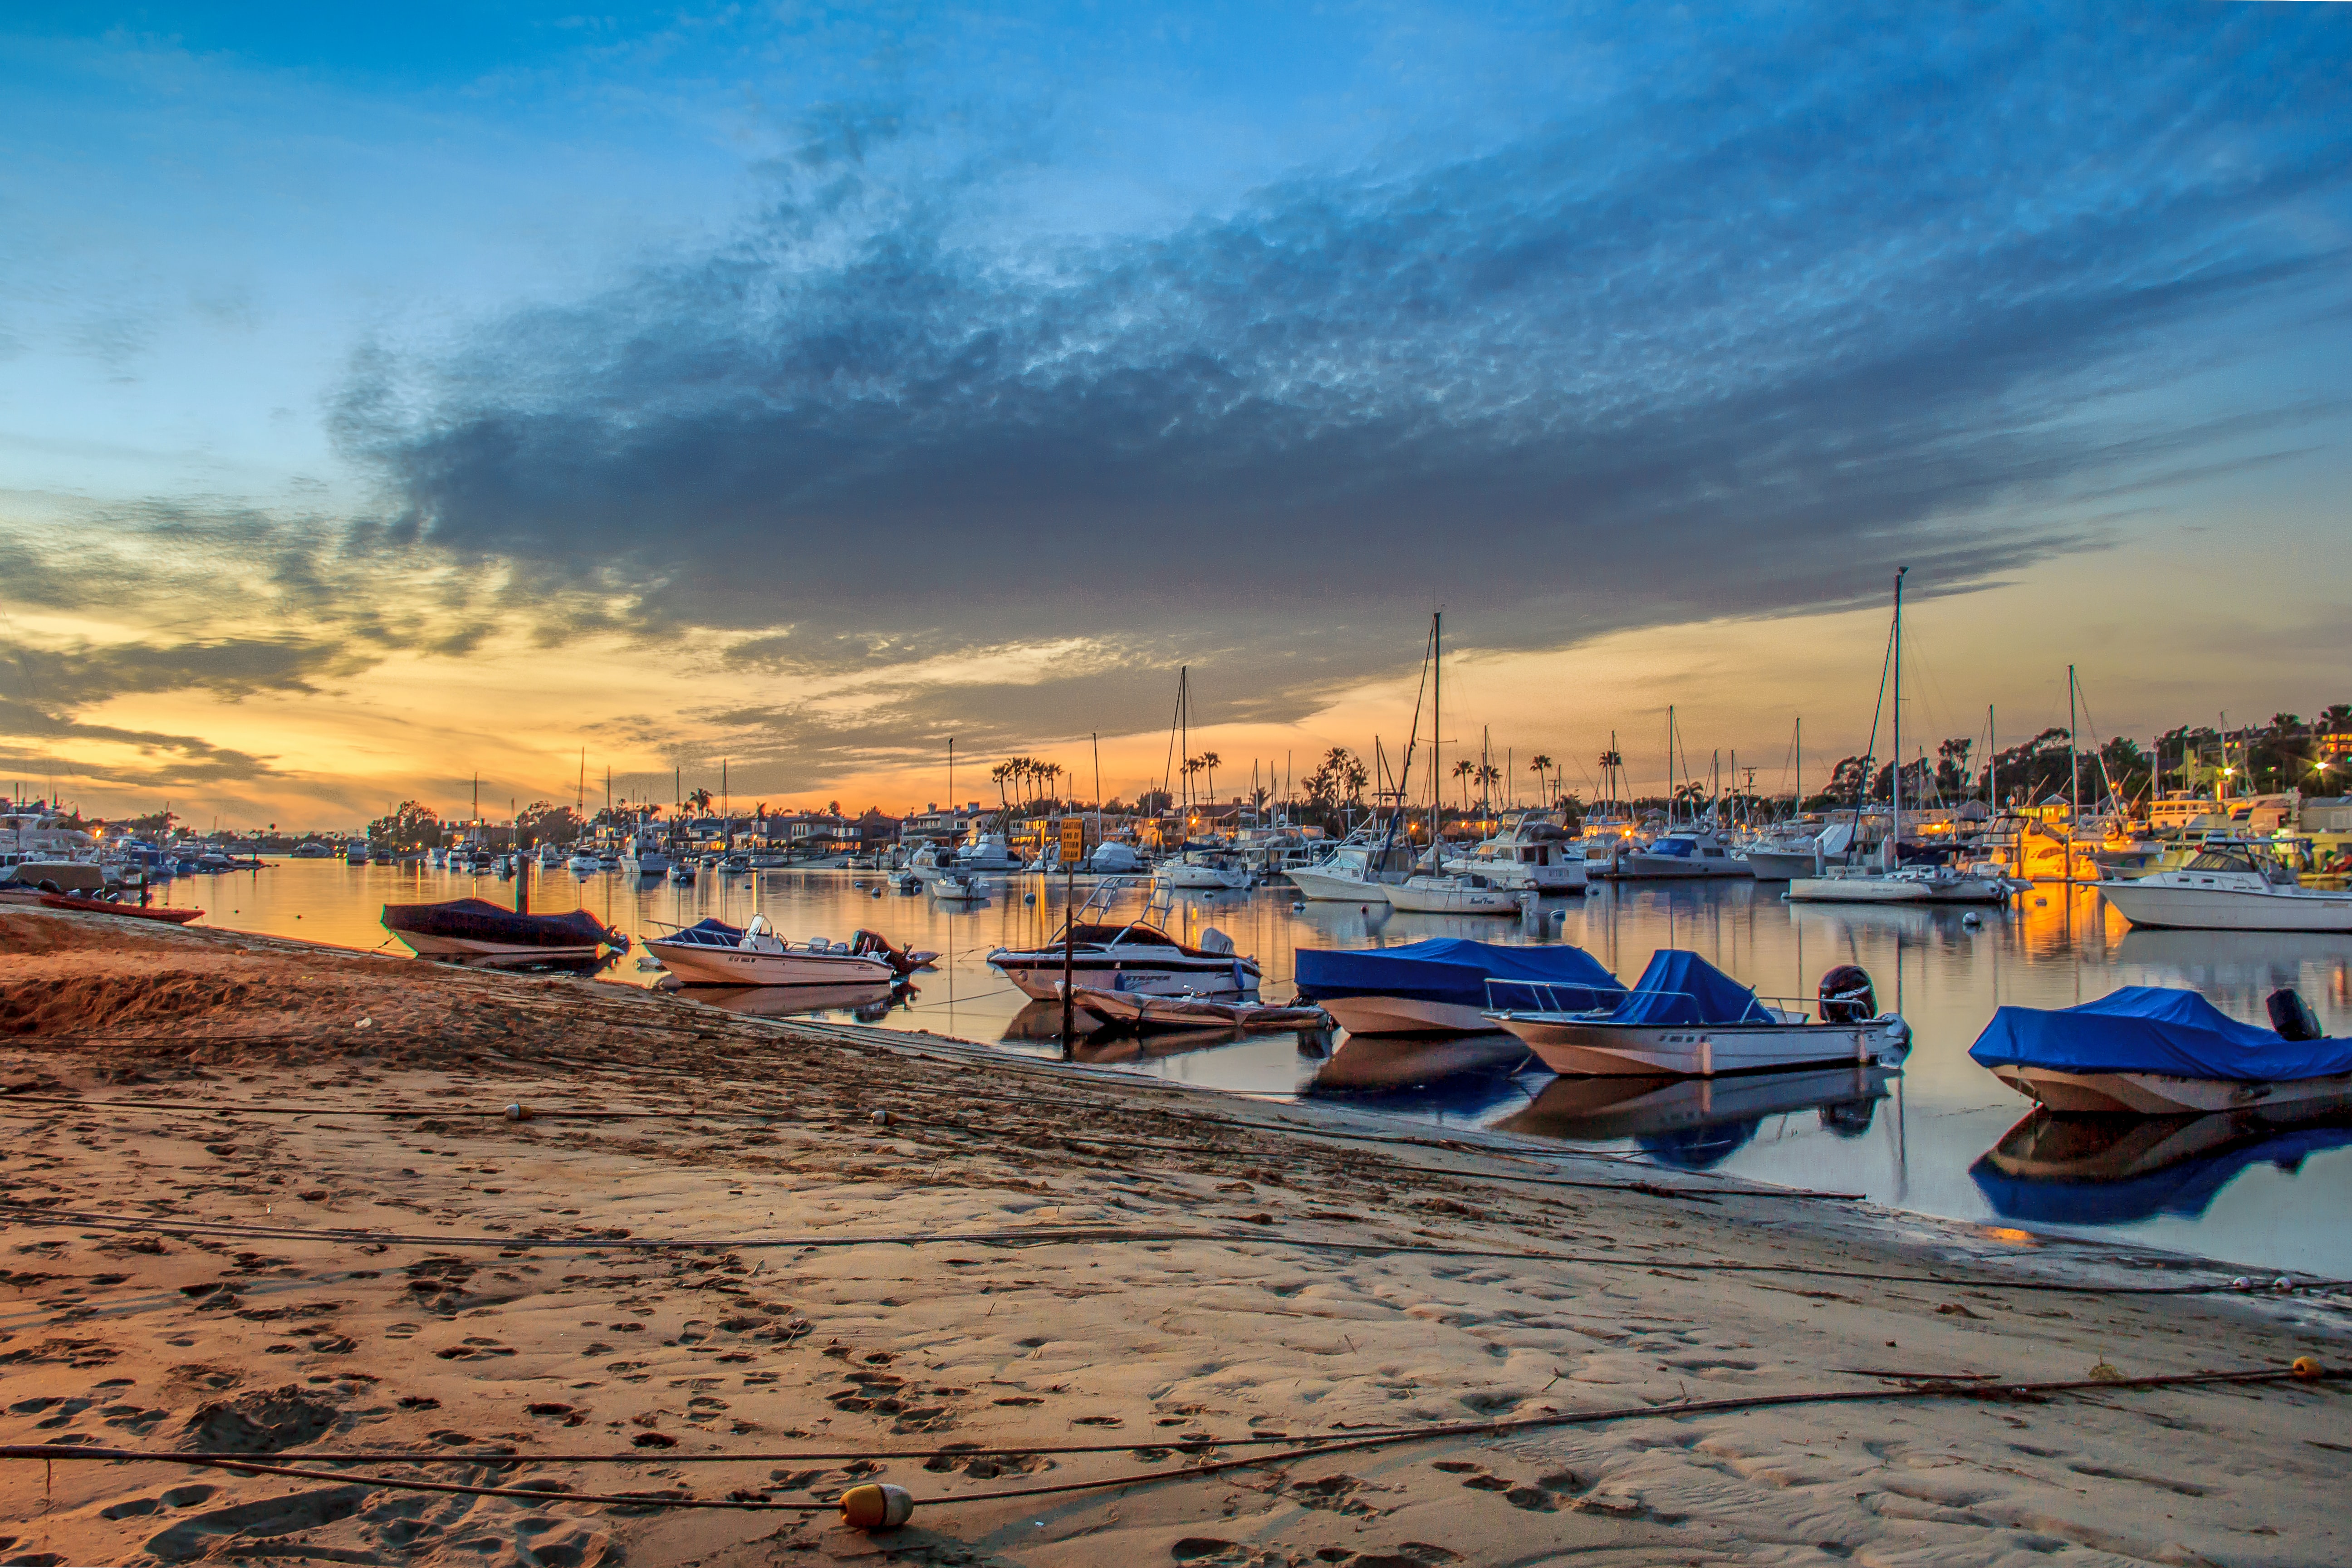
[1059,818,1086,862]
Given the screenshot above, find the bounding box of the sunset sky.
[3,2,2347,829]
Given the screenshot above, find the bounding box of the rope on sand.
[2,1200,2340,1297]
[4,1364,2337,1515]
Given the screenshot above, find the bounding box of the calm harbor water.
[161,860,2352,1276]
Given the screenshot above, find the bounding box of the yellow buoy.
[2293,1356,2323,1381]
[838,1482,915,1529]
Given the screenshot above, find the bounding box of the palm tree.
[1451,757,1476,812]
[686,787,712,816]
[1196,751,1221,805]
[1528,754,1553,808]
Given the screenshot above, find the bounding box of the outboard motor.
[1818,965,1877,1023]
[2267,987,2323,1042]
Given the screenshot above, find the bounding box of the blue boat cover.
[1604,950,1774,1026]
[1968,986,2352,1082]
[673,916,745,938]
[1293,938,1622,1013]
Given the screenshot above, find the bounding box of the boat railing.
[1489,979,1811,1021]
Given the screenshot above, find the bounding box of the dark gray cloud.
[341,0,2352,739]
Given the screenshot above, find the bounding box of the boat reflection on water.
[1491,1064,1897,1170]
[676,980,908,1024]
[2115,929,2352,1009]
[1309,1032,1530,1091]
[1970,1109,2352,1226]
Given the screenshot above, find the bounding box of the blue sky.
[1,3,2349,819]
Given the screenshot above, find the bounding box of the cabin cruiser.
[645,914,897,987]
[1085,841,1145,875]
[567,850,605,875]
[621,831,671,877]
[1607,823,1754,880]
[989,907,1261,1000]
[1442,815,1588,892]
[1284,829,1417,901]
[0,805,96,858]
[1975,813,2102,883]
[290,840,336,860]
[2098,843,2352,932]
[344,841,371,865]
[1154,848,1252,891]
[1485,952,1908,1077]
[956,833,1023,872]
[1741,820,1856,879]
[1787,861,2015,906]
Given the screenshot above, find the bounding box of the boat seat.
[1198,927,1235,955]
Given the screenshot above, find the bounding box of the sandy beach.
[2,904,2347,1567]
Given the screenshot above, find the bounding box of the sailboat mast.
[1666,705,1676,829]
[1889,568,1906,871]
[1431,613,1442,852]
[2068,666,2080,827]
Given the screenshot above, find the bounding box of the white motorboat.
[1383,872,1521,915]
[1787,863,2015,906]
[930,871,988,903]
[1154,850,1252,891]
[1609,824,1754,880]
[2098,845,2352,933]
[990,892,1260,1000]
[643,914,897,987]
[567,852,603,875]
[622,830,671,877]
[535,843,565,868]
[1284,832,1416,901]
[1085,841,1146,875]
[1485,952,1908,1077]
[1442,815,1588,892]
[956,833,1023,872]
[668,859,696,885]
[1742,821,1856,880]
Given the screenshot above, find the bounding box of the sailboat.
[1609,708,1752,879]
[1384,613,1519,915]
[1788,570,2012,906]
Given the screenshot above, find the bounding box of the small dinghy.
[1970,985,2352,1115]
[644,914,896,987]
[1483,951,1909,1077]
[1063,983,1328,1034]
[931,872,988,903]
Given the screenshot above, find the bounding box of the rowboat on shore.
[381,897,622,960]
[37,893,205,925]
[1969,984,2352,1115]
[1291,938,1625,1036]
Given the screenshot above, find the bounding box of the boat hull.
[1321,995,1492,1036]
[1284,866,1395,902]
[1155,866,1252,890]
[1741,849,1823,880]
[645,941,895,987]
[1489,1014,1908,1076]
[1384,881,1519,915]
[2097,883,2352,932]
[1987,1063,2352,1116]
[1441,859,1588,892]
[395,931,603,960]
[991,952,1260,1001]
[1608,855,1754,880]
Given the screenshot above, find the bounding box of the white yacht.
[2099,844,2352,932]
[0,805,96,858]
[622,830,671,877]
[645,914,896,986]
[1154,849,1252,891]
[1284,831,1417,901]
[955,832,1023,872]
[1741,820,1855,880]
[988,913,1260,1000]
[1442,814,1588,892]
[1610,823,1753,879]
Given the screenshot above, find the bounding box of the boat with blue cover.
[1970,985,2352,1115]
[1483,950,1909,1076]
[1292,937,1624,1036]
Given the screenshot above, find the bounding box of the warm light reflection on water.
[170,861,2352,1274]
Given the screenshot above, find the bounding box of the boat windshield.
[1647,837,1695,858]
[2184,851,2257,874]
